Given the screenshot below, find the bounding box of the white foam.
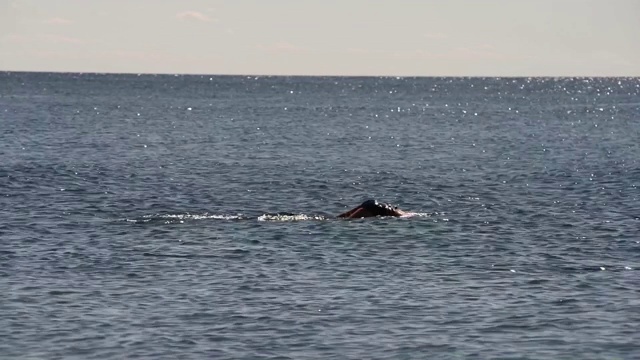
[257,214,326,222]
[401,212,433,218]
[156,213,243,221]
[123,213,244,223]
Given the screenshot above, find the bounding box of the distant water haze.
[1,0,639,76]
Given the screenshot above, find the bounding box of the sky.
[1,0,639,76]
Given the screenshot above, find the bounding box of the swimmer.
[337,199,408,219]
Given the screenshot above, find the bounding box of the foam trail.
[258,213,327,222]
[122,213,245,224]
[122,211,435,224]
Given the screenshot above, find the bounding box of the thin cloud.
[44,17,72,25]
[347,47,369,54]
[176,11,214,22]
[32,50,76,59]
[258,41,307,54]
[423,32,447,40]
[347,47,386,55]
[2,33,85,45]
[389,46,519,62]
[274,41,298,51]
[450,45,512,61]
[102,50,160,61]
[42,34,84,45]
[1,34,29,43]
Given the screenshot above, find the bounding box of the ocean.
[1,72,639,359]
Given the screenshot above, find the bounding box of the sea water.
[1,73,639,359]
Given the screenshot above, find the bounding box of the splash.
[402,212,434,218]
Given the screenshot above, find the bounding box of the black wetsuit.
[359,199,399,217]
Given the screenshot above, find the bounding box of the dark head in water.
[337,199,407,219]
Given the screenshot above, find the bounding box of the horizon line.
[2,69,639,79]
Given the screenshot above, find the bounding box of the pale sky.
[1,0,639,76]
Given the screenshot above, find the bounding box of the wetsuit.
[359,199,400,216]
[338,199,403,218]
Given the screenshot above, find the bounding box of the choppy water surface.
[1,73,639,359]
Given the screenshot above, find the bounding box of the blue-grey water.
[1,72,639,359]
